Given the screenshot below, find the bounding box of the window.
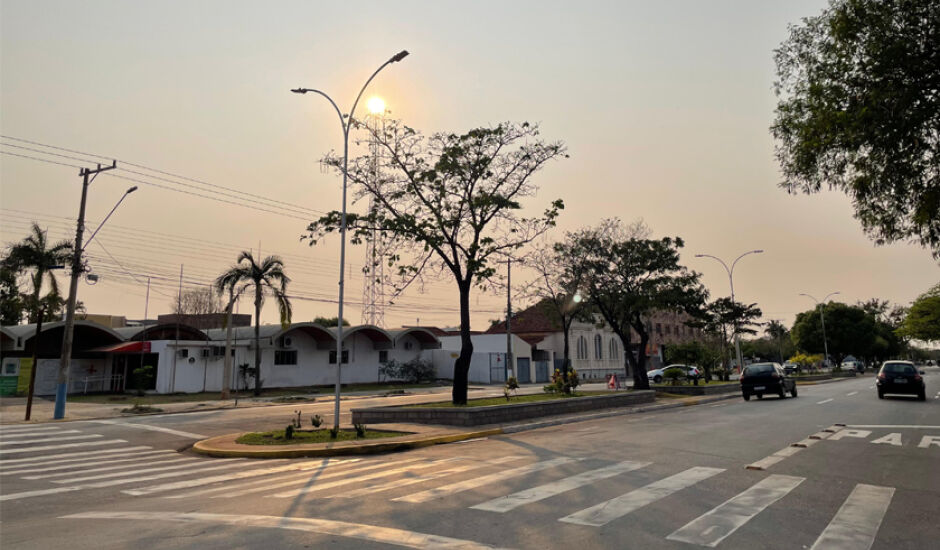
[275,350,298,365]
[594,334,603,359]
[329,350,350,364]
[576,336,588,360]
[665,325,671,335]
[609,339,619,360]
[655,323,662,334]
[379,350,389,364]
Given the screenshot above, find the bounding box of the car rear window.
[744,364,774,375]
[882,363,915,375]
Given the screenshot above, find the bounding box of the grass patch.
[410,390,617,408]
[120,403,164,414]
[236,429,403,445]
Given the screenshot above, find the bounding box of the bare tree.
[172,286,225,315]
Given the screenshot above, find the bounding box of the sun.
[366,96,386,115]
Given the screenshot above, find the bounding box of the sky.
[1,0,937,332]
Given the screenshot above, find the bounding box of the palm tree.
[215,252,292,396]
[4,222,73,323]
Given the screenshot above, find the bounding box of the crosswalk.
[0,423,902,548]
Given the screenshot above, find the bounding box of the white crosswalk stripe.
[0,425,66,435]
[810,484,894,550]
[0,429,84,442]
[559,466,725,527]
[473,460,651,513]
[28,456,198,480]
[392,456,580,504]
[0,445,154,467]
[0,439,127,455]
[270,458,462,499]
[54,458,211,483]
[336,456,524,499]
[3,450,175,476]
[667,474,804,547]
[0,434,103,446]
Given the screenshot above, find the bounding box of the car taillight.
[877,373,886,380]
[914,374,922,382]
[771,372,780,379]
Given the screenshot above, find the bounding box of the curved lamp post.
[800,291,840,367]
[292,50,409,433]
[695,249,763,376]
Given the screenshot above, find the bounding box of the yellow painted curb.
[192,428,505,459]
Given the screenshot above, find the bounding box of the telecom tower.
[361,97,387,327]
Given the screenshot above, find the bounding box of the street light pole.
[292,50,409,433]
[695,250,763,377]
[799,291,840,368]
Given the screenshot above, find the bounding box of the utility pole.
[506,258,513,381]
[54,161,116,419]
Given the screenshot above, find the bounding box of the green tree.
[898,283,940,343]
[305,121,566,405]
[313,316,350,327]
[792,302,876,366]
[0,262,26,325]
[664,341,721,381]
[3,222,72,324]
[690,298,763,375]
[215,252,292,396]
[557,219,707,390]
[772,0,940,256]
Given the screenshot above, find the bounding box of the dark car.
[876,361,926,400]
[740,362,797,401]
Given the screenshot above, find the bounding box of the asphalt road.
[1,369,938,549]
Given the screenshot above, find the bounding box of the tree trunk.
[452,280,473,405]
[633,331,651,390]
[253,283,262,397]
[562,317,571,376]
[221,289,235,400]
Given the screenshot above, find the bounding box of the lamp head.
[694,254,705,258]
[389,50,409,63]
[126,186,138,194]
[291,88,309,94]
[753,249,764,254]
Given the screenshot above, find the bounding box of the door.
[516,358,531,384]
[536,361,551,383]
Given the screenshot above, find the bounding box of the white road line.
[3,450,175,476]
[666,474,804,547]
[198,458,426,500]
[847,425,940,429]
[123,458,337,496]
[810,484,894,550]
[0,425,65,434]
[26,456,196,480]
[817,398,834,404]
[0,434,102,446]
[0,439,127,455]
[846,391,858,396]
[85,419,206,439]
[339,456,524,499]
[54,458,208,483]
[0,445,153,467]
[559,466,724,527]
[473,460,651,513]
[270,458,460,499]
[0,429,83,442]
[61,511,505,550]
[746,455,786,471]
[392,457,579,504]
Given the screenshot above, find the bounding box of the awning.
[88,341,152,353]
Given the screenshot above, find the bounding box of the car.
[782,362,800,375]
[646,364,701,384]
[740,362,797,401]
[876,361,926,400]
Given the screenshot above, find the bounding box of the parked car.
[646,364,701,384]
[740,362,797,401]
[876,361,926,400]
[841,360,864,372]
[782,362,800,375]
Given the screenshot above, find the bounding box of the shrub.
[544,369,580,395]
[310,414,323,428]
[664,368,683,386]
[378,358,436,383]
[131,365,154,397]
[285,425,294,439]
[354,423,366,438]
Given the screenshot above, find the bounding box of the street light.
[800,291,840,368]
[695,249,763,376]
[292,49,409,433]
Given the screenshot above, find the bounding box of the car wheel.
[791,385,798,397]
[654,375,662,384]
[778,387,786,399]
[918,390,927,401]
[742,393,750,401]
[756,394,763,399]
[877,388,884,399]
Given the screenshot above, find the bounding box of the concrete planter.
[649,384,739,396]
[351,390,656,427]
[796,371,857,382]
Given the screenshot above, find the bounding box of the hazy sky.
[2,0,937,331]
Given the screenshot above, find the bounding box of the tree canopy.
[792,302,877,365]
[304,121,566,404]
[2,222,72,324]
[898,282,940,342]
[772,0,940,256]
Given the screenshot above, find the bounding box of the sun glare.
[366,96,386,115]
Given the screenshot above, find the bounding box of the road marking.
[202,458,427,499]
[61,511,505,550]
[829,429,872,441]
[472,460,651,513]
[55,457,210,483]
[559,467,725,527]
[746,445,805,471]
[846,391,858,396]
[848,425,940,429]
[271,458,461,499]
[27,456,197,480]
[0,434,102,446]
[871,433,902,447]
[666,474,804,547]
[392,457,579,504]
[810,484,894,550]
[0,439,127,455]
[817,398,834,404]
[0,445,153,467]
[86,419,206,439]
[0,425,65,434]
[123,458,344,496]
[0,429,83,442]
[2,450,175,476]
[791,439,819,448]
[339,456,522,499]
[918,436,940,449]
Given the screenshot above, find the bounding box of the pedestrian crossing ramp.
[0,423,898,548]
